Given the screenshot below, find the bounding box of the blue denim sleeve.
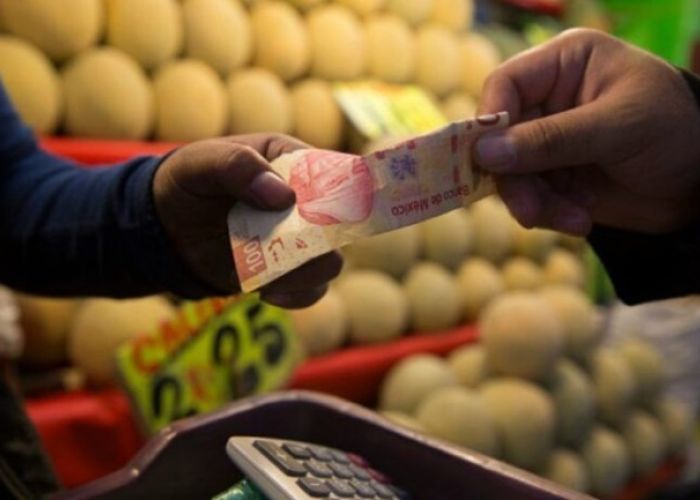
[588,70,700,305]
[0,83,217,298]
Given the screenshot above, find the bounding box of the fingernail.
[475,133,517,172]
[248,171,295,209]
[553,210,590,236]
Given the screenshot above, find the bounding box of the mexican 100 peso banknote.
[228,112,509,292]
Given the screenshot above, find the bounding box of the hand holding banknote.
[474,29,700,236]
[229,113,509,292]
[153,134,342,308]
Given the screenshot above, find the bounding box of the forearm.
[588,70,700,304]
[0,146,213,299]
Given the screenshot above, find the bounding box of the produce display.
[152,59,228,141]
[67,296,176,385]
[14,294,175,390]
[372,287,695,496]
[0,0,510,144]
[288,196,587,357]
[61,47,154,139]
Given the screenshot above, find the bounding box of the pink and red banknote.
[228,112,510,292]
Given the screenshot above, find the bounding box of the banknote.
[228,112,509,292]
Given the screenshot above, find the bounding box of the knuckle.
[531,119,567,162]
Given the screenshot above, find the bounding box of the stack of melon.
[13,292,176,388]
[374,289,695,497]
[0,0,517,146]
[290,196,587,357]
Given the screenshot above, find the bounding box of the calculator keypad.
[253,441,306,477]
[252,440,403,499]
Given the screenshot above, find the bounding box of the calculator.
[226,436,411,500]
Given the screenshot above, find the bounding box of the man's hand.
[474,29,700,236]
[152,134,342,308]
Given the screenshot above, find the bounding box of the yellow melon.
[501,257,543,291]
[459,33,501,97]
[654,400,694,456]
[480,378,556,472]
[414,24,460,97]
[512,223,558,263]
[623,411,667,477]
[378,354,457,414]
[289,288,348,357]
[307,5,366,80]
[0,0,103,62]
[403,263,461,332]
[558,234,587,253]
[251,1,310,82]
[336,270,408,344]
[153,59,227,141]
[441,92,477,122]
[62,48,154,139]
[471,197,514,263]
[591,349,637,428]
[543,249,585,289]
[581,427,631,497]
[480,292,564,382]
[447,344,489,388]
[429,0,473,32]
[539,285,602,364]
[68,297,176,385]
[16,295,79,367]
[286,0,326,11]
[226,68,293,134]
[420,210,474,270]
[0,36,62,134]
[416,386,499,456]
[619,339,665,407]
[291,79,343,150]
[549,360,595,448]
[182,0,251,76]
[385,0,432,26]
[336,0,384,17]
[105,0,182,70]
[364,14,415,84]
[455,257,504,321]
[344,226,420,279]
[543,449,590,493]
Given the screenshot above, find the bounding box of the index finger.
[478,29,603,122]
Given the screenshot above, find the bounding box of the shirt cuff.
[125,155,227,300]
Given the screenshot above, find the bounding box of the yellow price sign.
[334,81,447,139]
[116,296,301,434]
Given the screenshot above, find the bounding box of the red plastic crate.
[289,325,478,405]
[40,137,179,166]
[500,0,564,16]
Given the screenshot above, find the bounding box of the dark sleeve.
[0,83,217,299]
[587,70,700,305]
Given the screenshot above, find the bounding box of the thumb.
[162,138,297,211]
[474,104,608,174]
